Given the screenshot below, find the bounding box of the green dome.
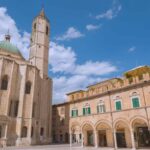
[0,41,23,57]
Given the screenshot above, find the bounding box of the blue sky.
[0,0,150,103]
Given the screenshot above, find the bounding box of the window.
[9,100,19,117]
[46,26,49,35]
[1,75,8,90]
[132,97,140,108]
[25,81,31,94]
[34,23,36,31]
[115,100,122,111]
[40,127,44,136]
[21,126,27,137]
[97,101,105,113]
[0,126,2,138]
[71,109,78,117]
[83,104,91,115]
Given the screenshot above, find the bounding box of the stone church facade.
[0,9,52,146]
[53,66,150,149]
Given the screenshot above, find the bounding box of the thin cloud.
[128,46,136,52]
[86,24,101,31]
[95,2,122,20]
[55,27,84,41]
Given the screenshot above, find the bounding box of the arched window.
[83,103,91,115]
[97,100,105,113]
[34,23,36,31]
[46,26,49,35]
[40,127,44,136]
[21,126,27,137]
[25,81,31,94]
[131,92,140,108]
[0,125,2,138]
[1,75,8,90]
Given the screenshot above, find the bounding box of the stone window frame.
[83,103,91,115]
[71,107,78,117]
[130,92,141,108]
[113,96,122,111]
[97,100,106,113]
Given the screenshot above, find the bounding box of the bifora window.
[115,100,122,111]
[71,108,78,117]
[97,100,105,113]
[83,103,91,115]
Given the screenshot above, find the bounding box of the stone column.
[113,129,117,150]
[94,130,98,148]
[81,132,84,147]
[70,133,72,147]
[4,124,8,139]
[130,128,136,150]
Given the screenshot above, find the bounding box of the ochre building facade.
[53,66,150,149]
[0,10,52,147]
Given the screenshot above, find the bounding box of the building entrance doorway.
[116,130,126,148]
[99,130,107,147]
[137,127,150,148]
[87,130,94,146]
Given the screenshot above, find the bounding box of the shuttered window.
[83,107,91,115]
[115,101,122,111]
[132,97,140,108]
[71,109,78,117]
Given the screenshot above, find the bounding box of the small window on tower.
[34,23,36,31]
[46,26,49,35]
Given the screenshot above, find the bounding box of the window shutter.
[132,98,140,108]
[83,108,85,115]
[71,110,73,117]
[116,101,121,110]
[88,107,91,114]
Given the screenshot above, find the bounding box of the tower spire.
[39,4,45,17]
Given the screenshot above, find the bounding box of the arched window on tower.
[34,23,36,31]
[46,26,49,35]
[21,126,27,138]
[1,75,8,90]
[25,81,31,94]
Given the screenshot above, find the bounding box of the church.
[0,9,52,146]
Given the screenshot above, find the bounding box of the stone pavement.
[0,144,150,150]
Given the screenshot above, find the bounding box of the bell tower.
[29,9,50,78]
